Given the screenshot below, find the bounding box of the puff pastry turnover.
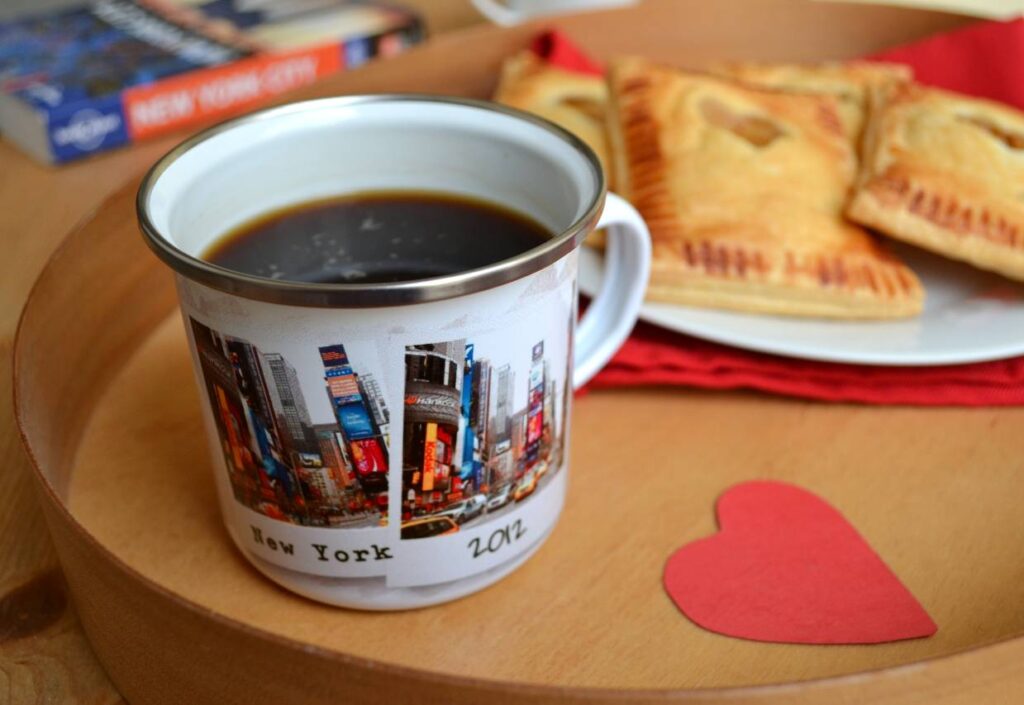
[608,57,923,318]
[711,61,912,144]
[847,83,1024,282]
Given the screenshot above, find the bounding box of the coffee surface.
[203,191,553,285]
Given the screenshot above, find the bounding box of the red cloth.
[870,18,1024,107]
[531,31,604,75]
[529,26,1024,406]
[596,323,1024,406]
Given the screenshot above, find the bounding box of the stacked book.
[0,0,424,164]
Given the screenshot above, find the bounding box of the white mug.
[137,95,650,609]
[471,0,638,26]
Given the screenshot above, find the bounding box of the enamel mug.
[137,95,651,609]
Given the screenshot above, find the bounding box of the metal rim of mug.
[136,94,606,308]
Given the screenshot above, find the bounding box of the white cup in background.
[472,0,639,26]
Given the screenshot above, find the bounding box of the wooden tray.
[14,2,1024,703]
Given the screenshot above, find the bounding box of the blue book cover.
[0,0,423,163]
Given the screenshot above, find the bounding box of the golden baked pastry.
[711,60,912,144]
[847,83,1024,283]
[607,57,923,318]
[494,50,611,179]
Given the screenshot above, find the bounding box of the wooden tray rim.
[13,4,1024,702]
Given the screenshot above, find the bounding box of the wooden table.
[0,1,1016,703]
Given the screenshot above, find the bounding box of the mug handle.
[573,192,652,389]
[470,0,523,25]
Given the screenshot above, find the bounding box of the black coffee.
[203,191,553,284]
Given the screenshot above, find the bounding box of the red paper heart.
[664,481,937,644]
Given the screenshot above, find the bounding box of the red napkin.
[597,322,1024,406]
[531,31,604,75]
[529,27,1024,405]
[870,17,1024,107]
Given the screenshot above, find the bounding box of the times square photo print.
[190,317,391,529]
[401,331,570,540]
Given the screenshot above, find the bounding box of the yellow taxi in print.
[401,515,459,540]
[513,470,538,503]
[534,460,550,481]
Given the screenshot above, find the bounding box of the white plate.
[579,243,1024,366]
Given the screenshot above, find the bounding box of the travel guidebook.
[0,0,424,164]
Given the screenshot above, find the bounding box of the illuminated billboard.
[350,438,386,476]
[422,422,437,491]
[298,452,323,468]
[328,374,360,399]
[527,412,543,444]
[319,345,349,366]
[529,365,544,389]
[337,402,374,440]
